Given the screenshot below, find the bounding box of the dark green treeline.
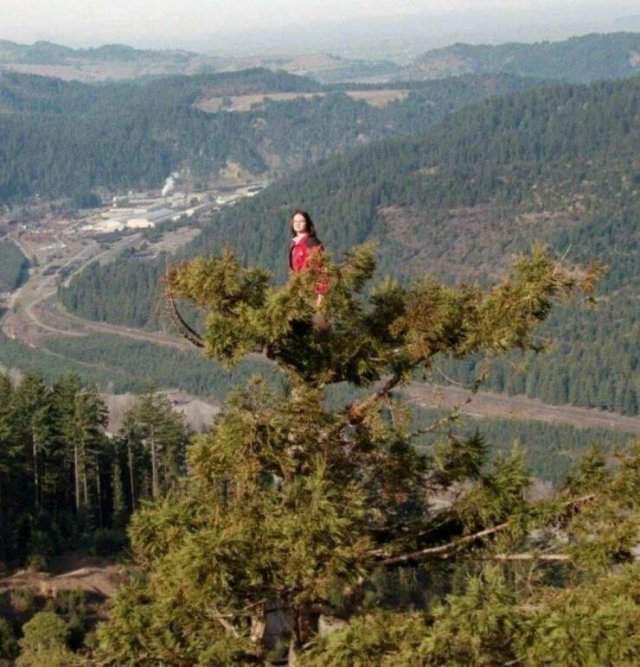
[0,240,29,292]
[0,373,190,567]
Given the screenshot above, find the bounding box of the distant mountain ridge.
[0,40,180,65]
[2,33,640,84]
[404,32,640,83]
[0,39,192,64]
[0,38,222,81]
[0,38,399,83]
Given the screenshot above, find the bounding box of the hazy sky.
[3,0,639,52]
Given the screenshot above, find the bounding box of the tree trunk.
[74,442,81,512]
[288,605,318,666]
[95,453,103,528]
[82,446,89,510]
[288,639,299,667]
[127,439,136,511]
[150,429,159,501]
[0,474,5,562]
[32,435,39,509]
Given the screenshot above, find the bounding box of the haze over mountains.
[7,1,639,57]
[198,10,640,60]
[2,32,640,84]
[0,38,400,83]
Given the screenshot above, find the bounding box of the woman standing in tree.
[289,209,328,292]
[289,209,329,327]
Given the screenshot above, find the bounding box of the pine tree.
[0,373,16,562]
[11,375,51,511]
[1,373,126,565]
[68,385,108,527]
[95,244,610,665]
[120,390,190,503]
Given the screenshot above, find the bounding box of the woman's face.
[292,214,308,235]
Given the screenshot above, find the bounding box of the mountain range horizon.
[3,1,640,58]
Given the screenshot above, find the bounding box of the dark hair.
[289,209,318,238]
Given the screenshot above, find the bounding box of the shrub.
[26,555,47,573]
[19,612,69,652]
[45,591,89,649]
[90,529,128,556]
[0,618,18,661]
[15,612,79,667]
[10,589,36,615]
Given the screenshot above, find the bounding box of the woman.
[288,209,329,322]
[289,209,324,275]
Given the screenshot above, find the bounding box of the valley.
[1,22,640,666]
[2,219,639,439]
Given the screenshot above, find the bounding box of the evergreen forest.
[0,373,191,568]
[0,69,536,205]
[0,241,29,293]
[0,330,630,486]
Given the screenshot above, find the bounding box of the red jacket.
[289,235,328,295]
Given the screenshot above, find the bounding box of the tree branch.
[484,553,571,562]
[208,612,240,637]
[376,494,596,567]
[380,519,512,566]
[407,405,463,440]
[164,289,204,348]
[348,361,422,424]
[432,365,483,392]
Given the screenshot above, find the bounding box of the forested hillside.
[0,67,320,114]
[0,373,192,567]
[0,239,29,292]
[0,69,535,204]
[406,32,640,82]
[62,75,640,415]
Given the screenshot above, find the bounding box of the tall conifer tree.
[95,244,621,665]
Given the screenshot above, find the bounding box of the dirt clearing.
[197,89,409,112]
